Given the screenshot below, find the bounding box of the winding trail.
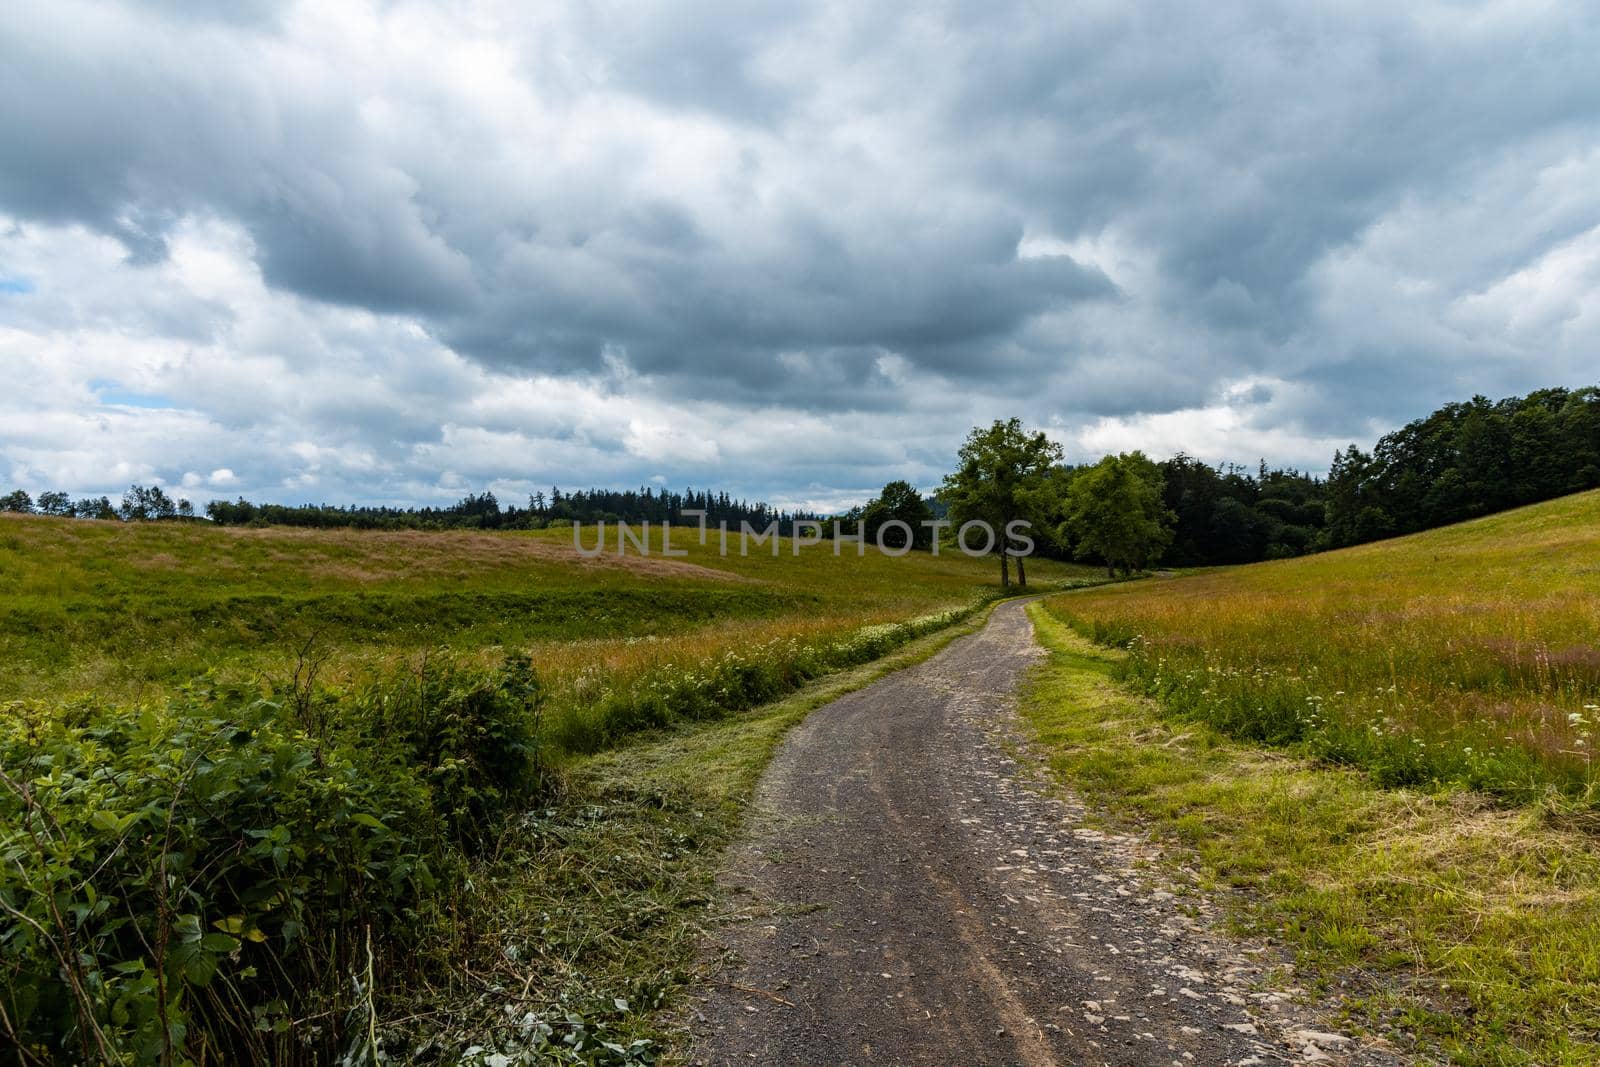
[687,598,1404,1066]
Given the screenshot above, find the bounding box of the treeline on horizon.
[4,385,1598,567]
[203,486,824,532]
[0,483,823,535]
[1154,384,1600,564]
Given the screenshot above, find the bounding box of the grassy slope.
[0,513,1092,702]
[1026,492,1600,1064]
[1049,490,1600,803]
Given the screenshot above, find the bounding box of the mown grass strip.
[385,600,1009,1063]
[1021,601,1600,1067]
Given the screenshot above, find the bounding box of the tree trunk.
[1015,552,1026,588]
[999,552,1010,587]
[1107,561,1115,578]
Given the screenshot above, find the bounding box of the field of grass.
[1022,604,1600,1065]
[0,513,1087,704]
[1026,490,1600,1063]
[1044,490,1600,806]
[0,513,1098,1064]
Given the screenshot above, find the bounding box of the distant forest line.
[4,384,1598,569]
[1162,384,1600,564]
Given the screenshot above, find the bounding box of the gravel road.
[687,597,1406,1066]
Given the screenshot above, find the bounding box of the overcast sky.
[3,0,1598,512]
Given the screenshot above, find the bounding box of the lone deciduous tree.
[861,479,934,550]
[1060,452,1174,576]
[940,419,1062,587]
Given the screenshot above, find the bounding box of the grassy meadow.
[0,511,1097,1064]
[0,512,1084,696]
[1022,607,1600,1064]
[0,512,1096,752]
[1028,489,1600,1062]
[1045,489,1600,806]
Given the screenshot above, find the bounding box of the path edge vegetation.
[1020,599,1600,1066]
[0,571,1096,1065]
[400,588,1053,1063]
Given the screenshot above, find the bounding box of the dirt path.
[687,598,1405,1066]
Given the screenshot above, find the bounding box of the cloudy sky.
[3,0,1598,512]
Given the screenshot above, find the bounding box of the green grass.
[1024,492,1600,1064]
[0,514,1100,1063]
[1044,490,1600,806]
[0,510,1098,783]
[0,514,1093,703]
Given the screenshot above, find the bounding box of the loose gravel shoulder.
[687,598,1407,1066]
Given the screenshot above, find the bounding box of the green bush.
[0,650,551,1065]
[360,652,549,849]
[0,694,437,1064]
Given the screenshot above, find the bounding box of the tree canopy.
[1060,452,1175,576]
[859,479,934,550]
[939,418,1062,586]
[1324,387,1600,547]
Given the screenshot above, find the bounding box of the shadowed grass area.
[1022,603,1600,1066]
[1042,490,1600,806]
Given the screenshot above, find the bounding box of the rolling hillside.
[0,513,1092,705]
[1046,489,1600,805]
[1026,490,1600,1062]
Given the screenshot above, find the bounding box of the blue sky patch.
[90,378,176,410]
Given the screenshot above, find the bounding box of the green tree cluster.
[940,418,1063,587]
[1158,456,1326,564]
[1059,452,1175,576]
[854,479,935,550]
[1325,387,1600,546]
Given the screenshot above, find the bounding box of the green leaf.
[88,809,131,834]
[200,933,239,953]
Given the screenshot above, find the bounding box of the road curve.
[686,598,1400,1066]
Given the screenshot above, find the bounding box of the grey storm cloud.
[2,0,1599,505]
